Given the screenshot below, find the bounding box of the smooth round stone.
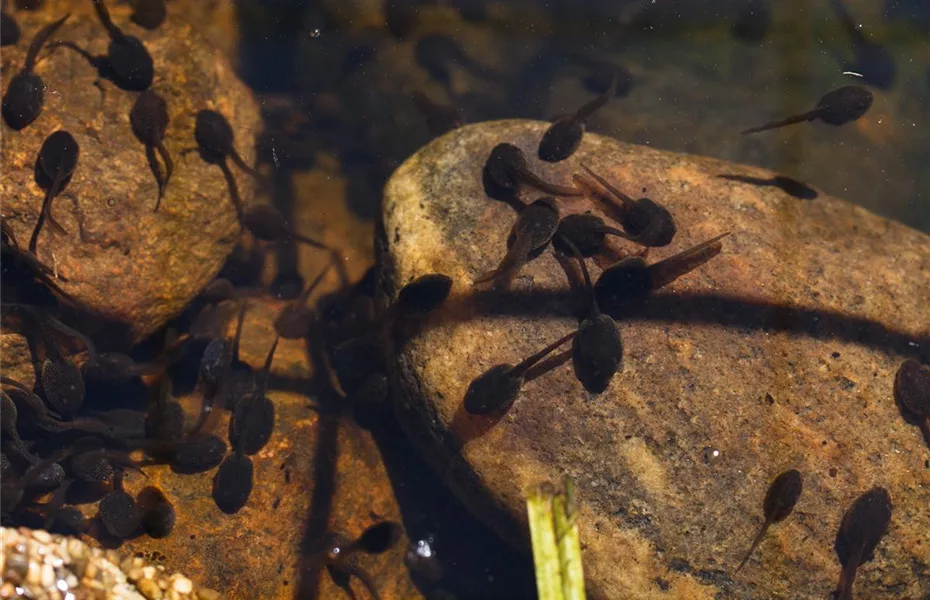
[380,120,930,599]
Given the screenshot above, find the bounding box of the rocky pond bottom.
[379,120,930,599]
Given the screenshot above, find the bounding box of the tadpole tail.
[349,565,383,600]
[28,175,61,255]
[24,13,70,72]
[41,478,72,530]
[144,144,165,212]
[473,232,533,291]
[91,0,126,43]
[46,40,96,69]
[517,170,582,198]
[579,163,635,207]
[740,111,816,134]
[834,546,864,600]
[229,150,266,187]
[649,232,730,291]
[156,141,174,208]
[734,520,771,574]
[575,69,617,121]
[511,330,578,379]
[255,335,279,396]
[219,160,244,223]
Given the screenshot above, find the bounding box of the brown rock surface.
[380,120,930,599]
[113,295,421,600]
[0,6,259,341]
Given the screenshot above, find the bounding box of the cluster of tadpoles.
[460,85,730,415]
[439,81,917,599]
[2,2,341,273]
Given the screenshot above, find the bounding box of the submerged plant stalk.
[526,477,586,600]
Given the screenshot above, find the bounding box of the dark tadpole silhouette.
[735,469,802,574]
[574,164,677,247]
[741,86,873,135]
[39,356,85,419]
[137,485,175,538]
[228,336,278,456]
[51,0,153,91]
[412,91,464,138]
[553,213,640,258]
[830,0,896,90]
[97,470,141,539]
[213,337,277,514]
[130,89,172,211]
[893,359,930,444]
[463,330,576,415]
[129,0,167,30]
[194,109,262,222]
[538,71,616,163]
[274,264,332,340]
[731,0,771,43]
[564,239,623,394]
[414,34,504,94]
[1,11,21,46]
[718,174,818,200]
[305,521,403,600]
[833,487,892,600]
[1,13,70,130]
[484,143,583,199]
[29,130,79,255]
[594,232,730,310]
[474,197,560,291]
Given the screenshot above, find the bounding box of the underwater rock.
[381,120,930,599]
[0,7,260,341]
[119,296,420,600]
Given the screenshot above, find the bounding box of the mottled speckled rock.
[380,120,930,599]
[0,6,259,341]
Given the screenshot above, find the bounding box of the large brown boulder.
[380,120,930,599]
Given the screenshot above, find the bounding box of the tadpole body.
[1,13,70,130]
[130,89,173,211]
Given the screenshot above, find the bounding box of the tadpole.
[594,232,730,310]
[129,0,166,30]
[484,143,582,198]
[1,13,69,130]
[51,0,153,91]
[741,86,873,135]
[474,197,559,291]
[228,336,278,456]
[0,11,21,47]
[575,164,676,248]
[130,89,173,211]
[833,487,892,600]
[735,469,802,574]
[463,330,576,415]
[563,238,622,394]
[538,71,616,162]
[29,129,79,255]
[194,109,263,221]
[274,264,332,340]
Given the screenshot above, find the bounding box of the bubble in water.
[310,28,321,38]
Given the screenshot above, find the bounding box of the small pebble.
[198,588,221,600]
[137,577,163,600]
[143,565,156,580]
[27,560,41,585]
[172,575,193,594]
[32,531,51,544]
[128,567,144,582]
[40,563,55,588]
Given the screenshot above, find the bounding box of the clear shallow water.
[1,0,928,599]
